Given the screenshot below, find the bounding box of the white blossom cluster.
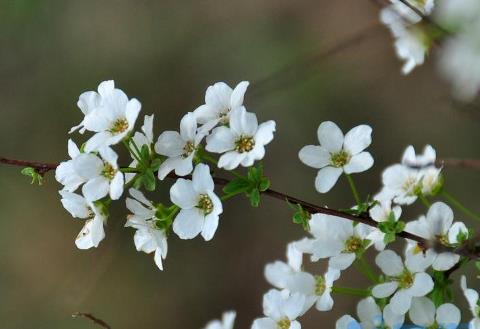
[380,0,480,101]
[211,121,474,329]
[56,80,276,270]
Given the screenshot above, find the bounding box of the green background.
[0,0,479,328]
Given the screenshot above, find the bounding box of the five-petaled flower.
[298,121,373,193]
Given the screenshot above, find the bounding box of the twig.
[3,156,480,259]
[72,312,111,329]
[439,158,480,170]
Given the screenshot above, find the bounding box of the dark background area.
[0,1,479,328]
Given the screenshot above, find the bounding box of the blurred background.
[1,0,479,328]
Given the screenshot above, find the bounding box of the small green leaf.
[140,144,150,160]
[150,158,163,171]
[223,177,251,194]
[258,178,270,192]
[142,169,156,191]
[249,188,260,207]
[21,167,44,185]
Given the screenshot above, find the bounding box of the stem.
[123,140,142,164]
[441,190,480,222]
[345,174,361,205]
[418,193,431,208]
[332,286,370,297]
[355,255,378,283]
[221,187,250,201]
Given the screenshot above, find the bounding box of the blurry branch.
[439,158,480,170]
[2,156,480,260]
[72,312,111,329]
[250,23,383,99]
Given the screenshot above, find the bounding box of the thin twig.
[72,312,111,329]
[439,158,480,170]
[3,156,480,259]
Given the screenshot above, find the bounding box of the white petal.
[172,209,204,239]
[251,318,276,329]
[155,131,185,157]
[432,252,460,271]
[316,291,334,311]
[376,250,404,276]
[343,152,374,174]
[426,202,454,236]
[218,151,244,170]
[329,253,356,271]
[357,297,381,326]
[265,261,293,289]
[283,292,306,320]
[153,248,164,270]
[298,145,330,169]
[436,303,461,327]
[389,290,412,315]
[255,121,276,146]
[192,163,214,193]
[336,315,360,329]
[201,213,219,241]
[75,215,105,249]
[109,172,124,200]
[73,153,103,179]
[405,249,434,273]
[409,297,435,327]
[84,131,111,153]
[343,125,372,155]
[383,304,405,329]
[408,272,434,297]
[229,106,258,136]
[230,81,249,108]
[157,156,193,180]
[82,177,110,201]
[169,179,197,209]
[179,112,197,142]
[206,127,235,153]
[67,139,80,158]
[372,282,399,298]
[315,166,342,193]
[448,222,468,243]
[59,191,90,218]
[125,98,141,128]
[317,121,344,152]
[205,82,232,111]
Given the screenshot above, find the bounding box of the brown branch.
[439,158,480,170]
[72,312,111,329]
[3,156,480,260]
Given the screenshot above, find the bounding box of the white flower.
[380,1,430,74]
[170,164,222,241]
[335,297,404,329]
[368,199,402,251]
[125,188,168,271]
[55,139,87,192]
[303,214,372,271]
[59,191,107,249]
[125,114,155,183]
[402,145,436,168]
[78,80,141,152]
[70,81,106,134]
[73,147,124,201]
[405,202,466,271]
[409,297,461,329]
[461,276,480,329]
[251,289,307,329]
[265,242,340,312]
[155,112,205,180]
[381,164,421,205]
[298,121,373,193]
[194,81,249,132]
[204,311,236,329]
[372,249,434,315]
[206,107,276,170]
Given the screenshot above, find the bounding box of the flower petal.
[343,125,372,155]
[436,303,460,327]
[298,145,330,169]
[372,282,399,298]
[230,81,249,108]
[192,163,214,193]
[314,166,342,193]
[409,297,435,327]
[155,131,185,157]
[317,121,344,152]
[170,178,197,209]
[343,152,374,174]
[206,127,235,153]
[376,250,404,276]
[172,208,204,240]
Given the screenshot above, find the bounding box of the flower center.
[276,318,291,329]
[436,234,450,246]
[182,141,196,158]
[402,176,418,194]
[398,270,414,289]
[344,236,363,253]
[109,118,129,135]
[218,110,230,124]
[197,194,213,215]
[330,150,351,168]
[314,275,326,295]
[235,136,255,153]
[102,163,117,180]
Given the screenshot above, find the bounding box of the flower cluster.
[380,0,480,102]
[56,80,276,270]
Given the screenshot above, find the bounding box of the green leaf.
[223,177,251,194]
[21,167,43,185]
[140,144,150,161]
[150,158,163,171]
[258,177,270,192]
[142,169,156,191]
[249,188,260,207]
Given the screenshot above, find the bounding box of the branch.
[72,312,111,329]
[3,156,480,260]
[439,158,480,170]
